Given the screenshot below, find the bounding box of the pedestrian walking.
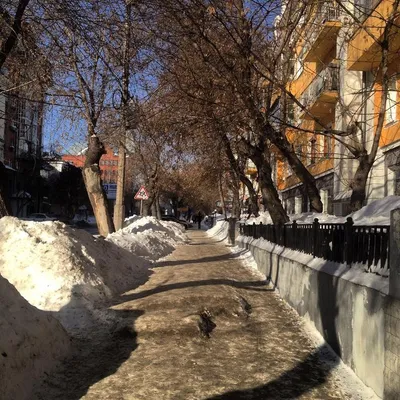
[197,211,203,229]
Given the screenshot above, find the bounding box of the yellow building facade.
[277,0,400,215]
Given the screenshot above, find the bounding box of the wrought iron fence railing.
[300,64,339,110]
[239,217,390,274]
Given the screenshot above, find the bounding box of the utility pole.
[114,0,132,230]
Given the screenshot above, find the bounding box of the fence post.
[390,209,400,299]
[283,224,286,247]
[292,220,297,249]
[253,222,256,239]
[313,218,319,258]
[345,217,354,265]
[259,221,263,239]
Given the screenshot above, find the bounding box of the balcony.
[300,64,339,119]
[348,0,400,70]
[304,5,342,63]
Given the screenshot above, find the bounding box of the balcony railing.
[307,4,341,42]
[300,64,339,112]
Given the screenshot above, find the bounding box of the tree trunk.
[350,155,371,212]
[271,133,323,213]
[113,141,126,230]
[0,0,31,69]
[113,0,132,231]
[239,175,259,217]
[218,171,227,218]
[231,181,241,219]
[251,150,289,225]
[155,194,161,219]
[151,191,161,219]
[83,134,115,236]
[0,193,9,218]
[0,162,12,217]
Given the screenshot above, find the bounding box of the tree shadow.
[211,241,344,399]
[155,250,249,268]
[114,278,272,305]
[34,288,144,400]
[206,344,339,399]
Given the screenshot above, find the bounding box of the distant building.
[62,145,119,184]
[0,73,44,217]
[62,145,120,212]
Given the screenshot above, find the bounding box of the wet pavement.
[34,230,378,400]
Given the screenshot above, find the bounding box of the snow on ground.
[0,215,187,398]
[0,274,70,400]
[245,195,400,226]
[0,216,187,334]
[108,216,187,262]
[207,219,229,240]
[207,220,381,400]
[207,220,265,281]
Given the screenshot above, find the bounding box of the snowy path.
[34,230,378,400]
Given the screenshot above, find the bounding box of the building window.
[386,75,397,124]
[323,135,331,157]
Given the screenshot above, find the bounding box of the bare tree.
[43,1,117,235]
[142,0,328,224]
[0,0,31,69]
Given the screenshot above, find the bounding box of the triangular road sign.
[134,185,149,200]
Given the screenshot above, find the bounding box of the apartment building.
[346,0,400,200]
[0,73,44,216]
[277,0,400,216]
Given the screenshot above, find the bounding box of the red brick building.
[62,145,119,184]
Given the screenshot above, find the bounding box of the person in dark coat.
[197,211,203,229]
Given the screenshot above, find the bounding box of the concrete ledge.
[237,235,388,398]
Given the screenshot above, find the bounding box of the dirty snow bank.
[108,216,187,261]
[246,195,400,225]
[0,274,70,400]
[0,216,185,333]
[0,217,149,311]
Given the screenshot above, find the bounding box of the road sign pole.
[140,199,143,216]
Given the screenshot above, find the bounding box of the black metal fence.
[239,217,390,271]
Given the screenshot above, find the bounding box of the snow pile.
[243,212,273,225]
[0,274,70,400]
[246,196,400,226]
[351,195,400,225]
[123,214,139,227]
[207,220,229,241]
[0,217,151,331]
[107,216,187,261]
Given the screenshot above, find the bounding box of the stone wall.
[385,209,400,398]
[237,235,390,398]
[384,298,400,399]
